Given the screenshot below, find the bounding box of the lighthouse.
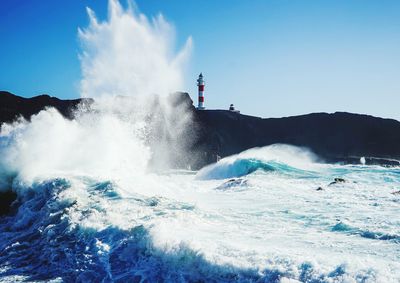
[197,73,205,110]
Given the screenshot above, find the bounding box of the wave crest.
[196,144,319,180]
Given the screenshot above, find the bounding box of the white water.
[1,143,400,281]
[1,0,193,192]
[79,0,192,99]
[1,1,400,282]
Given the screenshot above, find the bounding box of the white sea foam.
[2,141,400,281]
[196,144,320,180]
[0,108,151,193]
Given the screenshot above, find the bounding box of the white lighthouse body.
[197,73,205,110]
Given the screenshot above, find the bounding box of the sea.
[0,109,399,282]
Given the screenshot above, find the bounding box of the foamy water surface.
[1,142,399,282]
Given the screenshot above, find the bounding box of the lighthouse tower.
[197,73,205,110]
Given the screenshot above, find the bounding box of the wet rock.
[391,190,400,195]
[0,190,17,216]
[316,187,324,191]
[329,178,346,186]
[215,178,248,191]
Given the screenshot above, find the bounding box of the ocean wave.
[0,138,398,282]
[0,178,340,282]
[196,144,319,180]
[0,176,385,282]
[197,158,276,180]
[331,221,400,242]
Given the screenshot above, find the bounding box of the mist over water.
[1,1,400,282]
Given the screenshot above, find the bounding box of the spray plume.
[0,0,194,190]
[79,0,192,98]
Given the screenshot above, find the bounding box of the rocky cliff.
[193,108,400,167]
[1,91,400,168]
[0,91,91,123]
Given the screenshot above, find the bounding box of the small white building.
[229,104,240,113]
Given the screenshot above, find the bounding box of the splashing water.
[0,0,193,189]
[79,0,192,99]
[196,144,319,180]
[1,141,400,282]
[1,1,400,282]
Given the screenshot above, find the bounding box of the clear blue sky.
[1,0,400,119]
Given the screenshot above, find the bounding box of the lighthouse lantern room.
[197,73,205,110]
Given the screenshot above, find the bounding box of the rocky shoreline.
[2,90,400,167]
[1,90,400,215]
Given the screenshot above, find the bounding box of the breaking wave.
[1,141,400,281]
[1,179,265,282]
[1,176,391,282]
[332,221,400,242]
[196,145,319,180]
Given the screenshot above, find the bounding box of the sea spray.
[78,0,195,170]
[0,0,195,193]
[79,0,192,99]
[0,108,151,192]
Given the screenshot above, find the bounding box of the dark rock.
[215,178,248,191]
[391,190,400,195]
[316,187,323,191]
[2,91,400,169]
[329,178,347,186]
[0,91,91,124]
[192,109,400,168]
[0,190,17,215]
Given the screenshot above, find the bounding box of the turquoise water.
[1,143,400,282]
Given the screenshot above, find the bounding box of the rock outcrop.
[0,91,90,123]
[1,91,400,169]
[192,106,400,167]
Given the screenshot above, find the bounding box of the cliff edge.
[1,91,400,168]
[193,108,400,167]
